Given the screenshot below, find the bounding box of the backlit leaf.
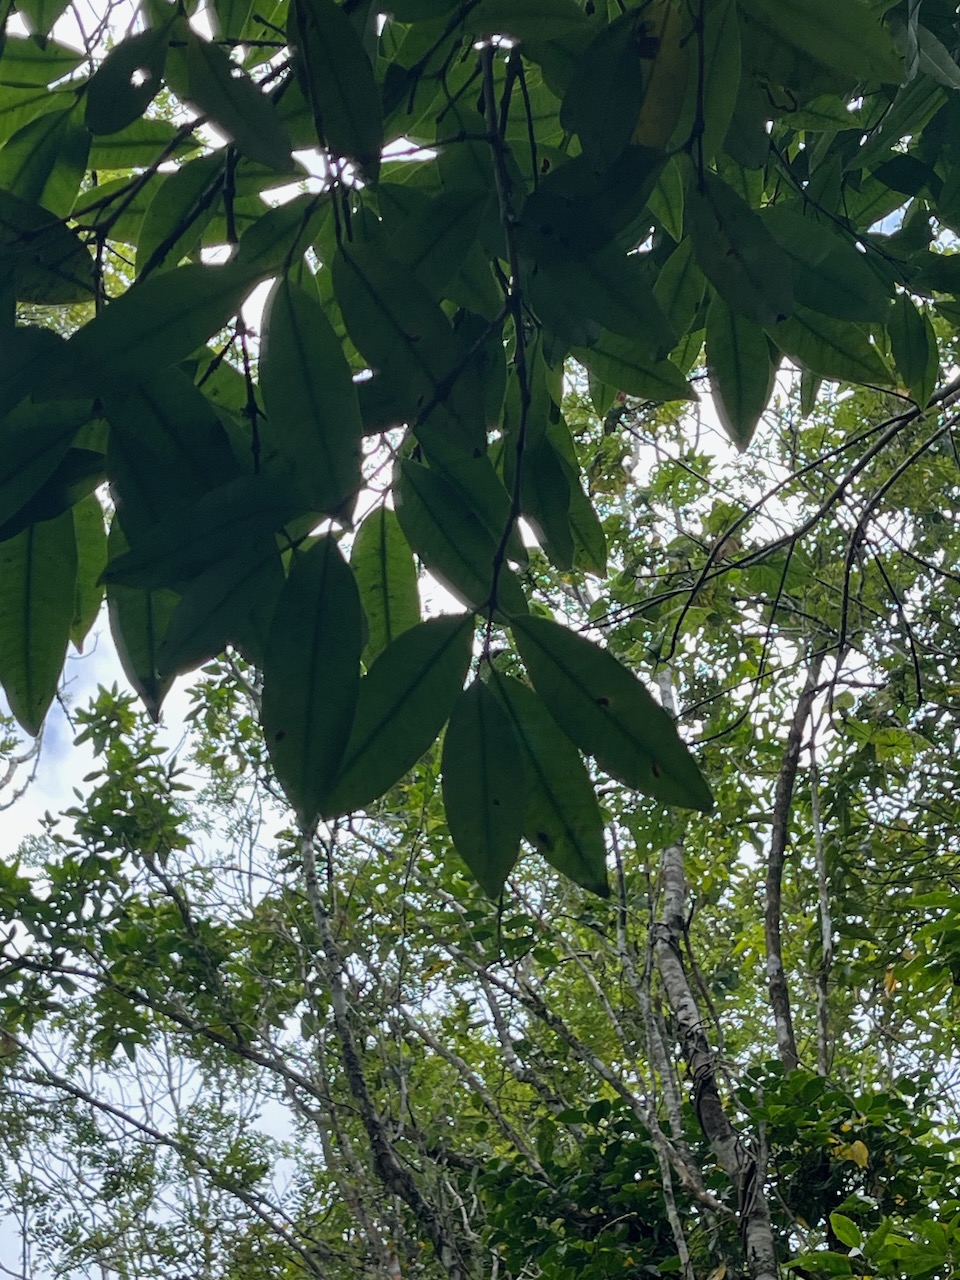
[321,613,473,818]
[260,277,363,519]
[442,680,525,899]
[706,294,775,450]
[350,505,420,665]
[491,671,608,897]
[769,307,894,386]
[106,522,178,722]
[0,509,76,735]
[889,292,938,407]
[262,537,362,829]
[71,492,107,652]
[511,613,714,811]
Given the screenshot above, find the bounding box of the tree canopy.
[4,0,960,1276]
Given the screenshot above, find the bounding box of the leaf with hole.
[85,27,169,134]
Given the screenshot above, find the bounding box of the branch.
[764,651,824,1073]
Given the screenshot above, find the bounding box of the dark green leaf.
[442,680,525,899]
[572,331,694,402]
[350,505,420,665]
[511,613,714,812]
[560,12,649,168]
[321,613,473,818]
[158,539,284,677]
[85,27,168,134]
[87,118,199,169]
[106,521,178,722]
[0,188,94,302]
[0,395,92,528]
[105,368,240,542]
[889,293,938,407]
[71,492,107,652]
[0,509,76,735]
[705,294,775,450]
[674,0,740,164]
[396,460,527,617]
[0,446,102,544]
[260,277,363,519]
[687,171,794,326]
[769,307,894,386]
[0,37,83,87]
[653,236,705,339]
[136,151,224,277]
[491,671,608,897]
[262,536,363,828]
[181,32,292,170]
[52,262,259,394]
[290,0,383,177]
[738,0,902,83]
[470,0,588,42]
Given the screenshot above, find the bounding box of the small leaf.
[262,537,362,829]
[181,32,292,170]
[705,294,775,450]
[350,505,420,665]
[0,510,77,735]
[260,277,363,519]
[321,613,473,818]
[511,614,713,812]
[290,0,383,177]
[85,27,168,134]
[491,672,608,897]
[738,0,902,84]
[888,293,938,407]
[442,680,525,899]
[15,0,70,38]
[396,460,527,618]
[106,522,178,722]
[71,492,107,652]
[830,1214,863,1250]
[687,171,794,326]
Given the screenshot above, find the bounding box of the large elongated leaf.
[0,99,89,215]
[106,522,178,722]
[396,460,527,617]
[290,0,383,177]
[889,293,938,407]
[491,672,608,897]
[136,151,224,277]
[105,368,240,542]
[52,262,259,394]
[738,0,902,84]
[0,189,95,303]
[572,331,694,403]
[350,505,420,665]
[262,537,362,828]
[71,493,107,652]
[653,236,705,339]
[102,476,300,592]
[321,613,473,818]
[560,11,650,167]
[511,614,714,812]
[0,396,92,528]
[0,38,84,88]
[687,172,793,326]
[0,509,77,735]
[705,294,775,450]
[260,277,363,519]
[332,242,484,450]
[769,307,894,386]
[179,32,292,171]
[442,680,525,899]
